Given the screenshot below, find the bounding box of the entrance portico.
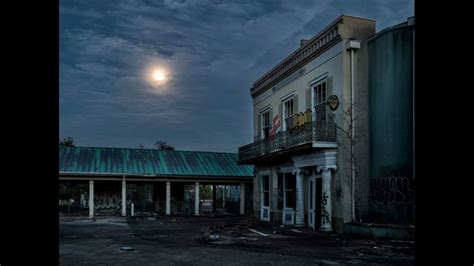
[292,149,338,231]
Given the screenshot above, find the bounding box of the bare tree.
[154,141,175,151]
[59,137,75,147]
[334,100,367,222]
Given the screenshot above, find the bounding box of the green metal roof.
[59,146,254,178]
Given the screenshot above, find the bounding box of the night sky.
[60,0,414,152]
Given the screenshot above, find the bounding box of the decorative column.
[121,177,126,216]
[318,165,337,232]
[89,180,94,218]
[212,184,217,213]
[294,168,307,226]
[222,186,226,208]
[240,183,245,215]
[195,182,200,215]
[166,181,171,215]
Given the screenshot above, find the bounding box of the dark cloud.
[60,0,414,152]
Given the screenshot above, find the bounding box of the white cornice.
[251,23,341,97]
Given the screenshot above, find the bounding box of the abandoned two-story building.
[238,15,376,233]
[238,14,415,235]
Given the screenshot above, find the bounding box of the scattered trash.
[121,246,134,251]
[373,246,378,249]
[209,234,221,240]
[147,217,156,221]
[238,236,258,241]
[273,231,277,234]
[290,229,303,233]
[248,229,269,237]
[390,240,414,244]
[358,253,364,256]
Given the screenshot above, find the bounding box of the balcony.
[238,120,337,164]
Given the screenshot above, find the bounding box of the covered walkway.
[59,146,254,217]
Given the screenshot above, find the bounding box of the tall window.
[315,81,327,105]
[314,80,327,125]
[283,97,294,130]
[284,173,296,209]
[261,111,270,139]
[262,175,270,207]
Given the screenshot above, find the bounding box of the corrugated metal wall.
[368,21,414,225]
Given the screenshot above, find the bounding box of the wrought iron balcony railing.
[238,120,336,163]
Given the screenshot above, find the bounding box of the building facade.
[59,146,253,217]
[238,15,376,233]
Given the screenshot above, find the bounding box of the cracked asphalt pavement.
[59,216,414,265]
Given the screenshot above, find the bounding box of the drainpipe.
[346,39,360,222]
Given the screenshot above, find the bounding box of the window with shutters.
[315,81,327,105]
[283,97,294,130]
[261,110,270,139]
[314,80,328,124]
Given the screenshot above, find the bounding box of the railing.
[238,120,336,162]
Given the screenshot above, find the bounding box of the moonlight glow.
[152,70,166,81]
[152,69,166,82]
[146,66,170,90]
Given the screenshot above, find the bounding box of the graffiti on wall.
[94,193,121,214]
[321,192,330,225]
[369,176,414,204]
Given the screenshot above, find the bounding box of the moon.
[152,70,166,82]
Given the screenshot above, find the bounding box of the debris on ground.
[290,229,303,233]
[209,234,220,240]
[238,236,258,241]
[248,228,269,237]
[121,246,134,251]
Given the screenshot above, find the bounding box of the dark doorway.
[315,178,322,230]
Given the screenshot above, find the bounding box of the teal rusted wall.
[368,19,414,225]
